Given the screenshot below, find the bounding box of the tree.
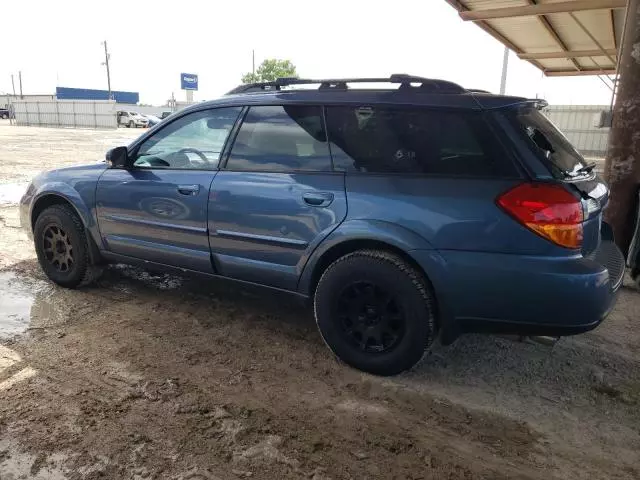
[241,59,298,84]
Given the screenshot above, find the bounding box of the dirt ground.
[0,120,639,480]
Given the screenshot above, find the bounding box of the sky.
[0,0,615,107]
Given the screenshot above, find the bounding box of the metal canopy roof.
[444,0,627,76]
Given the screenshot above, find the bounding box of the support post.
[604,0,640,257]
[500,47,509,94]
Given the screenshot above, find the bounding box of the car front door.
[96,107,242,272]
[208,105,347,290]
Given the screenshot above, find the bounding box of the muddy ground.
[0,121,639,479]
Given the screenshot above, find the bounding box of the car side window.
[133,107,242,170]
[225,105,331,172]
[325,106,517,177]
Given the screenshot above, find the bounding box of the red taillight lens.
[497,183,583,249]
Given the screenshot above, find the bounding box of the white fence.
[543,105,610,158]
[12,100,117,129]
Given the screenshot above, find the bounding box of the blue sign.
[181,73,198,91]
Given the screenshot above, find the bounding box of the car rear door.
[96,107,242,272]
[208,104,347,290]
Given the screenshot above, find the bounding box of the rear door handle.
[302,192,334,207]
[177,184,200,196]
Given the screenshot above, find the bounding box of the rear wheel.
[128,120,134,128]
[34,205,101,288]
[314,250,436,376]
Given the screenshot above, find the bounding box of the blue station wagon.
[20,75,625,375]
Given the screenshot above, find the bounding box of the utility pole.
[499,46,509,95]
[11,75,16,97]
[18,71,23,99]
[101,41,112,100]
[252,49,256,77]
[604,0,640,258]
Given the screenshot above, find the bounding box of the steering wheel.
[177,147,208,163]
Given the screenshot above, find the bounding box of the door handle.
[177,184,200,196]
[302,192,334,207]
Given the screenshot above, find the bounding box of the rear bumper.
[411,241,623,340]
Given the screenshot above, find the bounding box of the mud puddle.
[0,438,67,480]
[0,271,56,339]
[0,183,27,206]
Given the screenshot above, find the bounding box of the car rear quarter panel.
[342,175,571,255]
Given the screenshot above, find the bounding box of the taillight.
[497,183,583,249]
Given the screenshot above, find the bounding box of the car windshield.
[506,105,588,178]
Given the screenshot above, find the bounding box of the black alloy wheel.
[337,281,406,353]
[314,250,436,376]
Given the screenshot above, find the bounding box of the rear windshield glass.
[507,105,587,178]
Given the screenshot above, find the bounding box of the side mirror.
[106,146,129,168]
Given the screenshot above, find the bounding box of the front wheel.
[34,205,100,288]
[1,114,7,119]
[314,250,436,376]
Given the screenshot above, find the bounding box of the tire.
[314,250,436,376]
[128,120,135,128]
[1,114,7,119]
[34,205,101,288]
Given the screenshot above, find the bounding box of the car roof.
[184,88,530,115]
[181,75,531,115]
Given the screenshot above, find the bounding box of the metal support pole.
[11,75,16,96]
[500,47,509,94]
[18,71,23,99]
[604,0,640,257]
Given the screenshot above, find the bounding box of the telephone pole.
[18,71,23,99]
[101,41,112,100]
[11,75,16,97]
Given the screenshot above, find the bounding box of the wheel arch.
[306,239,430,298]
[298,220,456,335]
[31,193,103,264]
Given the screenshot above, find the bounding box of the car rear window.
[325,106,517,177]
[506,105,588,178]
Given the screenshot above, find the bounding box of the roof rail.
[226,74,466,95]
[467,88,492,94]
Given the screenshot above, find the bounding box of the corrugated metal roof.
[444,0,625,76]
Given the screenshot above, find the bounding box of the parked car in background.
[160,111,173,119]
[20,75,625,376]
[0,107,11,119]
[144,114,162,127]
[117,111,148,128]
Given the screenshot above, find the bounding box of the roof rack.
[226,74,466,95]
